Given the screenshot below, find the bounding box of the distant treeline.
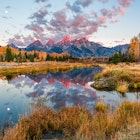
[110,36,140,64]
[0,46,78,62]
[1,35,140,64]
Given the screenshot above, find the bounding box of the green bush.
[110,52,124,64]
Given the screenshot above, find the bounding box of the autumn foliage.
[0,46,71,62]
[126,36,140,62]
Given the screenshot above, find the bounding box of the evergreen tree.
[59,56,63,61]
[46,54,54,61]
[17,52,22,63]
[5,47,13,62]
[46,54,51,61]
[110,52,124,64]
[0,55,4,62]
[28,54,34,62]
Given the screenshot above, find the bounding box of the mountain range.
[9,36,130,58]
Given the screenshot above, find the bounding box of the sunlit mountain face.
[25,37,129,57]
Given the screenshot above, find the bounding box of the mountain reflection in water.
[0,67,101,127]
[9,67,102,111]
[1,67,140,128]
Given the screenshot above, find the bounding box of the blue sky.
[0,0,139,47]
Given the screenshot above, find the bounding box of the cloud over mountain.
[118,0,134,7]
[7,0,135,46]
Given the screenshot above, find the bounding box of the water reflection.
[9,67,101,110]
[0,67,140,128]
[0,67,101,127]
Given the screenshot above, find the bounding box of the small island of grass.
[92,63,140,93]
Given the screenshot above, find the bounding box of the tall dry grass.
[116,81,129,94]
[2,101,140,140]
[94,63,140,91]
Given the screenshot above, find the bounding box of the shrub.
[109,52,124,64]
[95,101,109,113]
[116,81,129,94]
[116,72,133,82]
[4,101,140,140]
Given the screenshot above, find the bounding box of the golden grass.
[116,81,129,94]
[94,63,140,91]
[95,101,109,113]
[0,61,93,76]
[2,101,140,140]
[116,123,140,140]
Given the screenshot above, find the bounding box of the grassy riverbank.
[93,63,140,92]
[1,101,140,140]
[0,61,94,76]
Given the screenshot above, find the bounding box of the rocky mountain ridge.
[8,36,129,58]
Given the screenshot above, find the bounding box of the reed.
[3,101,140,140]
[116,81,129,94]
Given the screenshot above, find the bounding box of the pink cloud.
[101,8,115,18]
[97,42,105,46]
[75,0,94,8]
[9,0,135,45]
[53,10,67,21]
[66,0,96,14]
[26,25,44,32]
[119,7,126,15]
[29,7,48,25]
[8,34,35,46]
[118,0,134,8]
[71,15,87,27]
[97,16,106,24]
[32,26,44,32]
[110,19,120,23]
